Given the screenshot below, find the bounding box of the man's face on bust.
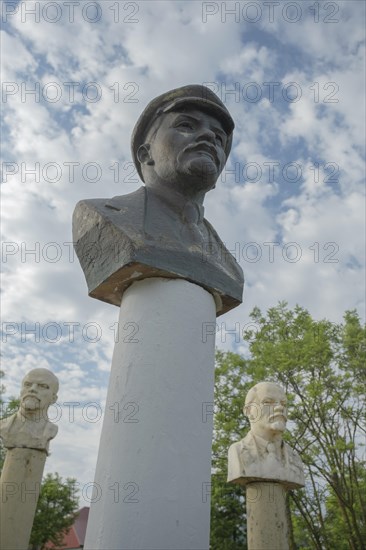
[140,108,228,193]
[20,370,57,415]
[247,384,287,440]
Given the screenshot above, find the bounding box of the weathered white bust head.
[19,368,59,420]
[228,381,304,488]
[0,368,59,453]
[244,381,287,442]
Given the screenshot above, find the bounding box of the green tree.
[29,473,79,550]
[210,351,248,549]
[210,304,366,550]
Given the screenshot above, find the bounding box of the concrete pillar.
[84,277,216,550]
[246,482,291,550]
[0,448,47,550]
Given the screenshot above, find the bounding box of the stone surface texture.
[73,85,244,316]
[73,187,243,316]
[0,368,59,454]
[246,482,291,550]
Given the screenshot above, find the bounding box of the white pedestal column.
[84,278,217,550]
[0,448,47,550]
[246,482,291,550]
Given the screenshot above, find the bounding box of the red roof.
[45,507,89,549]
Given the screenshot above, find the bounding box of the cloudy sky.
[1,0,365,506]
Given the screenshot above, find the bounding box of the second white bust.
[227,381,304,489]
[0,368,59,454]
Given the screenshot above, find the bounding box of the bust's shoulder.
[74,187,145,214]
[284,441,303,463]
[203,218,244,278]
[105,187,146,210]
[0,413,16,434]
[228,432,254,454]
[228,439,241,455]
[72,187,146,241]
[240,431,255,448]
[203,217,226,247]
[44,420,58,439]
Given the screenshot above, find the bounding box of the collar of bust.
[146,184,205,224]
[19,409,46,424]
[250,432,284,454]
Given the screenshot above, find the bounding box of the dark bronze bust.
[73,85,244,315]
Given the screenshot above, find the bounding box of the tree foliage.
[29,473,79,550]
[210,304,366,550]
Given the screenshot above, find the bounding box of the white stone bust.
[0,368,59,454]
[227,381,304,489]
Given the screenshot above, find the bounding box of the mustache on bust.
[269,412,287,422]
[182,141,220,167]
[22,394,40,401]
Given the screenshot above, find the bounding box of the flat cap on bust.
[131,84,235,182]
